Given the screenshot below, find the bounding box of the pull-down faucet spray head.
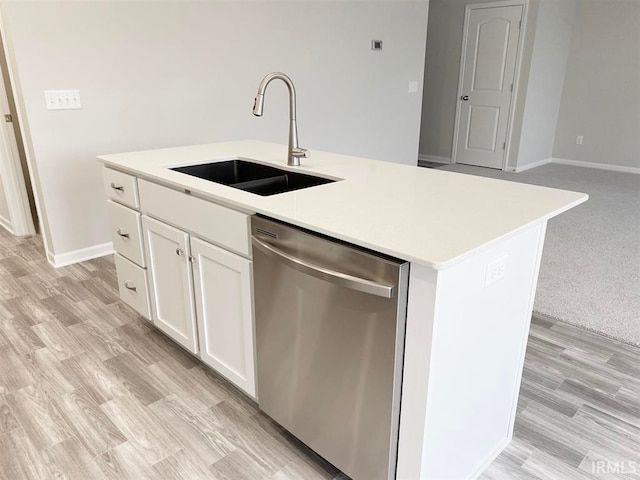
[252,93,264,116]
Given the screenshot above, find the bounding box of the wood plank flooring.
[482,316,640,480]
[0,229,638,479]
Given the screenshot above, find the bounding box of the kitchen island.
[98,140,587,479]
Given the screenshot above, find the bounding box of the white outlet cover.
[485,255,508,287]
[408,81,419,93]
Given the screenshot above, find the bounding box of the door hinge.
[4,114,12,123]
[503,142,506,150]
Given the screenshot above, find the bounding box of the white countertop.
[98,140,587,269]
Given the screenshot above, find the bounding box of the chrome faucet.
[252,72,309,167]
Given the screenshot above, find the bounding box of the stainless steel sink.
[170,159,336,196]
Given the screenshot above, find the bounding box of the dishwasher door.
[251,216,409,480]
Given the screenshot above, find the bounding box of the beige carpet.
[434,162,640,347]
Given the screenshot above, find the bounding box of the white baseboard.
[512,157,640,175]
[467,436,511,480]
[0,213,13,235]
[418,154,451,165]
[514,157,553,172]
[48,242,114,268]
[551,157,640,175]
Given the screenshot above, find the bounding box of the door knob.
[176,248,184,256]
[461,95,469,101]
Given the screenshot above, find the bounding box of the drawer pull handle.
[116,228,130,239]
[176,248,184,256]
[110,182,124,192]
[124,281,137,292]
[188,255,196,264]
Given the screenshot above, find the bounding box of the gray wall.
[0,0,429,259]
[418,0,466,160]
[516,0,576,169]
[503,0,539,170]
[552,0,640,168]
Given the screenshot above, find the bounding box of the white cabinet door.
[191,237,256,397]
[142,215,198,354]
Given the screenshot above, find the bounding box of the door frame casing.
[450,0,529,170]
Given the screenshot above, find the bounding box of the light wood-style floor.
[0,229,638,480]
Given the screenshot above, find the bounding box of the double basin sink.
[171,159,335,196]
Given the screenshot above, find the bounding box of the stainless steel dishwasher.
[251,216,409,480]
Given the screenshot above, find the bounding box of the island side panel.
[397,222,547,480]
[396,264,439,480]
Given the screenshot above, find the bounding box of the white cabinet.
[138,179,251,257]
[141,214,256,397]
[142,216,199,354]
[104,168,151,321]
[103,167,140,209]
[191,237,255,397]
[114,254,151,319]
[107,200,145,267]
[104,166,257,398]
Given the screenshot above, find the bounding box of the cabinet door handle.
[116,228,130,239]
[176,248,184,256]
[188,255,196,264]
[110,182,124,192]
[124,281,137,292]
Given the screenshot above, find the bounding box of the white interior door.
[142,215,198,354]
[191,237,256,397]
[454,3,523,169]
[0,36,35,236]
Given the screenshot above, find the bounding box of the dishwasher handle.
[252,235,394,298]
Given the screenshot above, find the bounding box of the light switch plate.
[408,81,419,93]
[45,90,82,110]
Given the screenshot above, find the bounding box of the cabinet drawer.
[103,167,140,209]
[114,254,151,319]
[107,200,145,267]
[138,179,251,258]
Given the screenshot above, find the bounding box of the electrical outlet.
[408,81,419,93]
[576,135,584,145]
[45,90,82,110]
[485,255,508,287]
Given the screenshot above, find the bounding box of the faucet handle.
[291,147,310,158]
